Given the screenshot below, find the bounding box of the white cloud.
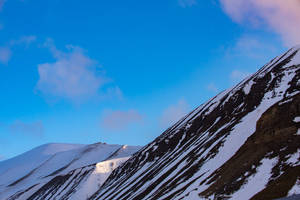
[178,0,197,8]
[207,83,219,93]
[220,0,300,46]
[101,109,143,131]
[36,40,118,103]
[9,120,44,137]
[0,47,11,64]
[160,99,189,127]
[0,154,4,161]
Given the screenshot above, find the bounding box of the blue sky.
[0,0,299,160]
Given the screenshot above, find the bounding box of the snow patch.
[243,80,254,95]
[278,98,293,105]
[284,49,300,68]
[71,157,130,199]
[286,150,300,167]
[288,180,300,196]
[185,190,206,200]
[231,158,277,200]
[293,117,300,123]
[0,143,140,200]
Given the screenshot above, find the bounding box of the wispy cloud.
[36,39,119,103]
[0,35,36,64]
[10,35,36,46]
[230,70,251,83]
[101,109,143,131]
[160,99,189,128]
[0,0,5,11]
[9,120,44,138]
[178,0,197,8]
[0,47,11,64]
[0,154,5,161]
[105,86,123,101]
[206,83,219,93]
[224,35,279,60]
[220,0,300,46]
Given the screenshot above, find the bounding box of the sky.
[0,0,299,160]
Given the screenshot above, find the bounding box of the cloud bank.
[101,110,143,131]
[220,0,300,46]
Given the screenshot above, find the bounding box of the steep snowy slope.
[0,143,85,187]
[89,46,300,200]
[0,143,140,200]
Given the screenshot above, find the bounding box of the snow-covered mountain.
[1,46,300,200]
[87,46,300,200]
[0,143,141,200]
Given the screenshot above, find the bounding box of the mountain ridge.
[0,143,141,200]
[89,46,300,200]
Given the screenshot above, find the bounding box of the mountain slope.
[0,143,85,187]
[0,143,141,200]
[89,46,300,200]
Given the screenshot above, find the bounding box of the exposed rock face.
[89,46,300,200]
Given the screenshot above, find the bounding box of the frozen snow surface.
[230,158,277,200]
[0,142,140,200]
[288,180,300,197]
